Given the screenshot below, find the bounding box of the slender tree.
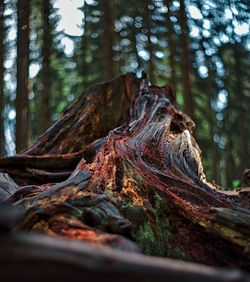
[80,3,88,89]
[179,0,193,118]
[0,0,4,156]
[144,0,155,85]
[165,0,176,92]
[101,0,114,81]
[41,0,51,132]
[234,46,248,175]
[16,0,31,152]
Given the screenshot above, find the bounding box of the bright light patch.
[218,90,228,103]
[158,6,168,13]
[234,23,249,36]
[202,30,210,38]
[4,60,12,69]
[29,63,40,79]
[213,37,220,45]
[85,0,96,5]
[8,28,16,41]
[8,110,16,120]
[4,7,12,16]
[198,66,208,78]
[190,26,199,37]
[150,36,158,44]
[155,51,164,58]
[138,50,150,61]
[54,0,84,36]
[61,37,74,56]
[231,7,239,16]
[203,19,210,29]
[224,9,233,19]
[219,33,229,43]
[173,1,180,8]
[188,6,203,20]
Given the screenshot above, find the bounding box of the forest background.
[0,0,249,188]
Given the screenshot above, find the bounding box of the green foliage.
[232,179,240,189]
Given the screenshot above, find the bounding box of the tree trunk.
[234,47,249,175]
[144,0,155,85]
[101,0,114,81]
[0,0,4,156]
[0,73,249,279]
[179,0,193,119]
[41,0,51,132]
[16,0,31,152]
[165,0,176,92]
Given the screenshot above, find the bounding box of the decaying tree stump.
[0,73,249,280]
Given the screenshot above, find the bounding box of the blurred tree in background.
[0,0,5,156]
[0,0,249,188]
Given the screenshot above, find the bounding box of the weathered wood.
[0,173,19,202]
[0,73,250,277]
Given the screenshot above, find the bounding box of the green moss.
[70,209,83,218]
[132,193,171,256]
[168,247,191,260]
[105,186,117,202]
[123,192,191,260]
[136,222,156,255]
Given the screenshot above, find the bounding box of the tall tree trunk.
[165,0,176,92]
[81,2,89,89]
[0,0,4,156]
[144,0,155,85]
[206,81,218,183]
[41,0,51,132]
[16,0,31,152]
[225,132,234,188]
[234,47,248,175]
[179,0,193,119]
[101,0,114,81]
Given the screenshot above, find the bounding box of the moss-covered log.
[0,73,249,279]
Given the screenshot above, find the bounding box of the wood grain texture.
[0,73,249,276]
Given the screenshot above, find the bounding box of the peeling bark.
[0,73,249,279]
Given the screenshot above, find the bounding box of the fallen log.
[0,73,249,279]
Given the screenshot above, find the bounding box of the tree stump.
[0,73,249,280]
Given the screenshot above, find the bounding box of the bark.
[0,0,4,156]
[144,0,155,85]
[41,0,51,132]
[179,0,193,119]
[16,0,31,152]
[0,73,249,279]
[101,0,114,81]
[165,0,176,92]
